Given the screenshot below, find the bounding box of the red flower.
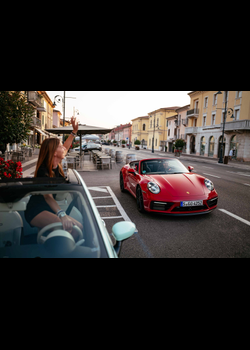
[16,161,22,167]
[3,172,7,177]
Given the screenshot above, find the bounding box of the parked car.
[0,169,136,258]
[73,143,102,153]
[120,158,218,215]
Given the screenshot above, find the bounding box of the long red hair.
[34,138,65,178]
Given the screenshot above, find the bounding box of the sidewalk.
[130,147,250,171]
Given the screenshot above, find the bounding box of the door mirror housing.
[112,221,137,256]
[128,169,136,175]
[188,166,194,172]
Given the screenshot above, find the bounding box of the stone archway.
[190,135,196,154]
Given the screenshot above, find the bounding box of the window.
[203,116,206,126]
[204,97,208,108]
[213,93,218,106]
[143,124,146,131]
[236,91,242,99]
[155,139,157,147]
[212,114,216,125]
[235,109,240,120]
[150,120,152,128]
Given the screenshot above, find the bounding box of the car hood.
[146,173,205,197]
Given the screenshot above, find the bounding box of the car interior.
[0,177,105,258]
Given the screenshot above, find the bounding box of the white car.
[0,169,136,258]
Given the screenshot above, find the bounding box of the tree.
[175,139,185,149]
[0,91,34,153]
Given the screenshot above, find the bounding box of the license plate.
[180,200,203,207]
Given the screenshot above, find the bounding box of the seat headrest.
[0,202,27,212]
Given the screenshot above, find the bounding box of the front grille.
[150,201,174,211]
[207,197,218,208]
[172,205,208,212]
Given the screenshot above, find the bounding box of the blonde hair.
[34,138,65,178]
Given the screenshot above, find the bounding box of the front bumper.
[146,197,218,215]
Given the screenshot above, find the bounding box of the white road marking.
[106,186,132,222]
[202,166,214,169]
[243,183,250,187]
[101,216,123,219]
[203,173,221,178]
[219,209,250,227]
[96,205,117,208]
[88,186,109,193]
[92,196,112,199]
[227,171,250,177]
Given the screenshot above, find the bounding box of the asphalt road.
[79,147,250,258]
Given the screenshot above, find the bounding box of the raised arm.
[63,116,79,152]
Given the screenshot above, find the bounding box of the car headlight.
[204,178,214,191]
[147,182,161,194]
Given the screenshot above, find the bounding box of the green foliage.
[122,139,126,144]
[175,139,185,149]
[134,140,141,145]
[0,91,34,147]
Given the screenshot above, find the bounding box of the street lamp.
[216,91,234,164]
[53,91,76,142]
[152,113,159,153]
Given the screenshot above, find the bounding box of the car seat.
[0,211,23,247]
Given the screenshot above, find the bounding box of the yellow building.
[186,91,250,161]
[131,116,149,148]
[147,107,179,151]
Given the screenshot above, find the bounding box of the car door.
[128,161,140,196]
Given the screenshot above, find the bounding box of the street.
[23,147,250,258]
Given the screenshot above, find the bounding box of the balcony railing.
[186,108,199,117]
[27,91,43,108]
[223,119,250,132]
[185,127,198,134]
[31,116,41,127]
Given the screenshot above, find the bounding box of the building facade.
[147,107,179,151]
[131,116,149,148]
[185,91,250,161]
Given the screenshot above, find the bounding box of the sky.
[47,91,191,129]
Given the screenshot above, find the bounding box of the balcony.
[31,116,41,127]
[186,108,199,117]
[27,91,43,108]
[185,127,198,134]
[222,119,250,132]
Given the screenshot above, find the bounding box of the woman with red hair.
[25,117,83,240]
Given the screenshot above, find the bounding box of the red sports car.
[120,158,218,215]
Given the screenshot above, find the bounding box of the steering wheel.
[37,222,83,245]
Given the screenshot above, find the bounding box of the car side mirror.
[188,166,194,172]
[128,169,136,175]
[112,221,137,256]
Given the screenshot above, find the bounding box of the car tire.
[120,172,126,193]
[136,186,145,213]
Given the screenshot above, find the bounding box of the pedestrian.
[229,149,233,161]
[25,116,83,241]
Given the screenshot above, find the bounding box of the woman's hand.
[60,215,74,233]
[71,116,79,134]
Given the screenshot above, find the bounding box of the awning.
[45,124,113,135]
[35,128,47,137]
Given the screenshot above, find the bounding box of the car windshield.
[141,159,188,175]
[0,178,108,258]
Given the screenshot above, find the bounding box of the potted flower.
[174,139,185,157]
[122,140,126,148]
[0,158,23,179]
[134,140,141,150]
[113,140,117,147]
[34,144,41,155]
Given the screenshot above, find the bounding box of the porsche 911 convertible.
[120,158,218,215]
